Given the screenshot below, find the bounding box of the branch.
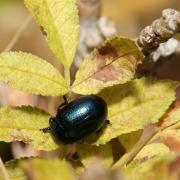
[78,0,102,21]
[0,157,10,180]
[75,0,117,67]
[151,38,180,61]
[112,126,159,169]
[4,14,32,52]
[137,9,180,56]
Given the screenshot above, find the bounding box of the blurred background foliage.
[0,0,179,162]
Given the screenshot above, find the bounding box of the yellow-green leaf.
[135,143,171,161]
[21,159,74,180]
[77,143,113,168]
[24,0,79,68]
[72,36,143,95]
[6,158,74,180]
[0,52,68,96]
[0,106,58,151]
[85,77,179,145]
[123,143,174,180]
[6,158,27,180]
[119,130,143,151]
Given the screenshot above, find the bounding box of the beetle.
[41,95,109,144]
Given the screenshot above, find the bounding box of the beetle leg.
[58,102,66,110]
[96,121,111,134]
[70,153,80,161]
[49,117,54,123]
[40,117,54,133]
[63,95,68,104]
[106,120,111,125]
[40,127,51,133]
[78,139,85,144]
[96,127,103,134]
[58,95,68,110]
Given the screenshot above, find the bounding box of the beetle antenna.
[63,95,68,104]
[106,120,111,125]
[40,127,51,133]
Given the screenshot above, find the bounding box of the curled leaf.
[0,52,68,96]
[72,36,143,95]
[0,106,58,151]
[85,77,179,145]
[24,0,80,68]
[77,143,113,168]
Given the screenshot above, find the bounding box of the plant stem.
[64,67,71,100]
[149,119,180,143]
[137,9,180,55]
[0,157,10,180]
[112,127,159,169]
[4,14,32,52]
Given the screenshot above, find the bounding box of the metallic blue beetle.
[41,95,109,144]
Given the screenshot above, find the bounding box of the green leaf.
[20,159,74,180]
[0,52,68,96]
[77,143,113,168]
[119,130,143,151]
[85,77,179,145]
[0,106,58,151]
[24,0,79,68]
[72,36,143,95]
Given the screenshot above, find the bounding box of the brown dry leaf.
[169,156,180,178]
[160,101,180,129]
[161,131,180,153]
[124,155,180,180]
[123,143,177,180]
[72,36,143,95]
[158,101,180,153]
[79,160,123,180]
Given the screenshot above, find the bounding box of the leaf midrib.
[0,64,66,88]
[0,125,44,132]
[44,0,67,64]
[72,48,140,88]
[109,96,174,120]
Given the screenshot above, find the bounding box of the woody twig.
[137,9,180,57]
